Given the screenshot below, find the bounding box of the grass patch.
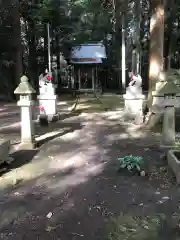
[72,95,123,113]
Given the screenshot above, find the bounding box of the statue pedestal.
[123,86,145,124]
[38,83,59,122]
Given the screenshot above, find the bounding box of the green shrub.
[118,155,144,173]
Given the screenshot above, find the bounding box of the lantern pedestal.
[161,103,175,147]
[18,99,36,149]
[152,91,164,113]
[152,80,180,148]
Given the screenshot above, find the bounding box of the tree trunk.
[132,0,141,75]
[114,0,122,90]
[164,0,175,70]
[121,13,126,91]
[55,34,61,89]
[12,0,23,87]
[44,25,48,70]
[28,20,38,91]
[148,0,164,107]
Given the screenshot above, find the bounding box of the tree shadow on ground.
[58,110,82,121]
[10,150,39,169]
[0,111,83,147]
[36,121,82,147]
[0,112,179,239]
[0,149,39,178]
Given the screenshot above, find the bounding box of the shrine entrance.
[70,43,107,93]
[79,65,93,90]
[74,64,99,92]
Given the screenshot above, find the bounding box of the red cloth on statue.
[45,75,52,81]
[130,71,134,81]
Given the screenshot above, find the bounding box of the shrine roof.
[70,43,107,64]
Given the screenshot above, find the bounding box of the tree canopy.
[0,0,180,97]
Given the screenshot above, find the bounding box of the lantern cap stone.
[156,81,180,95]
[14,75,36,94]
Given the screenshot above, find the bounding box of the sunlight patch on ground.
[57,101,69,106]
[59,129,82,141]
[42,161,106,194]
[106,133,129,141]
[49,144,108,171]
[0,122,20,131]
[64,95,123,112]
[0,156,107,230]
[58,127,95,143]
[101,110,124,120]
[0,107,7,112]
[35,128,69,142]
[126,124,156,139]
[49,151,88,170]
[0,162,44,185]
[0,127,108,194]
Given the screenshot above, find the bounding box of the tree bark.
[55,34,61,89]
[28,20,38,91]
[132,0,141,75]
[12,0,23,87]
[44,25,48,70]
[164,0,175,70]
[121,13,126,91]
[148,0,164,107]
[114,0,122,90]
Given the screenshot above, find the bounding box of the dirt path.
[0,109,179,239]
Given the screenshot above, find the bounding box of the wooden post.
[78,68,81,90]
[92,67,95,92]
[121,13,126,91]
[95,65,98,89]
[47,23,51,74]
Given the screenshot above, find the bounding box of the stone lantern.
[156,81,180,147]
[14,75,36,149]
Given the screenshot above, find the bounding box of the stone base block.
[38,113,60,124]
[123,95,145,119]
[38,114,49,126]
[38,94,57,116]
[0,140,11,165]
[167,150,180,184]
[47,113,60,122]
